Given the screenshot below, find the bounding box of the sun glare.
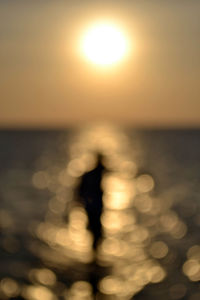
[81,22,129,66]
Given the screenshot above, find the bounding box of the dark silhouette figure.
[78,154,105,250]
[77,154,109,295]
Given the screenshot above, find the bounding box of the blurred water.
[0,126,200,300]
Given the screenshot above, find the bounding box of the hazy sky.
[0,0,200,127]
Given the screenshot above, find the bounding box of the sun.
[81,22,129,66]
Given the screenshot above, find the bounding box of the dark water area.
[0,127,200,300]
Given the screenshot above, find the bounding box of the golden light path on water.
[0,124,199,300]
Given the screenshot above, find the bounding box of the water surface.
[0,126,200,299]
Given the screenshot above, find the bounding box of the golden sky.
[0,0,200,127]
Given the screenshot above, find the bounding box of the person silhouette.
[76,153,109,295]
[78,153,105,250]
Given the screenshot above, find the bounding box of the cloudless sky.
[0,0,200,127]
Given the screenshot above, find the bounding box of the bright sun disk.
[81,22,129,66]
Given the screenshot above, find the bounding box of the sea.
[0,126,200,300]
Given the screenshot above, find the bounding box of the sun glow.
[81,22,129,66]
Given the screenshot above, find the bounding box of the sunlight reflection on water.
[30,124,168,299]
